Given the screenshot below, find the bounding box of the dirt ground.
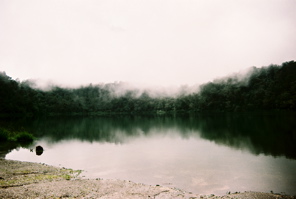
[0,159,295,199]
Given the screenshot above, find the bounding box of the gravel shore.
[0,159,295,199]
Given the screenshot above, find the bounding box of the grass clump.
[61,168,83,179]
[63,174,72,180]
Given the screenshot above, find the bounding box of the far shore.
[0,159,295,199]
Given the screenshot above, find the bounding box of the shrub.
[14,131,35,143]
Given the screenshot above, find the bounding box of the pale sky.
[1,0,296,88]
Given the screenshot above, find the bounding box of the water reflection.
[22,112,296,159]
[197,112,296,159]
[3,112,296,195]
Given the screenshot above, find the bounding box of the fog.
[1,0,295,88]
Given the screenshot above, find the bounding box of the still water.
[4,112,296,195]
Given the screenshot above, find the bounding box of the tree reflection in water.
[14,111,296,160]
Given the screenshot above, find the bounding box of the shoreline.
[1,159,295,199]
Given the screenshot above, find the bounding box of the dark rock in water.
[35,146,44,156]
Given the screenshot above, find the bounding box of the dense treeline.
[0,61,295,116]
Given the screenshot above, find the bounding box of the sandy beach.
[0,159,295,199]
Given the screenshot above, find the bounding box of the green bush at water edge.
[0,128,35,144]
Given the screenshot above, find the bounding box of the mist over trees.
[1,61,295,117]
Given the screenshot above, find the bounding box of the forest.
[1,61,296,117]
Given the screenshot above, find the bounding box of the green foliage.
[14,131,35,143]
[0,128,34,145]
[0,128,9,142]
[63,174,71,180]
[0,61,295,116]
[156,110,166,115]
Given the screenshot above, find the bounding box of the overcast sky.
[1,0,296,88]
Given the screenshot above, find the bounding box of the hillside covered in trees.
[1,61,296,117]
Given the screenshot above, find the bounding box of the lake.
[3,112,296,196]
